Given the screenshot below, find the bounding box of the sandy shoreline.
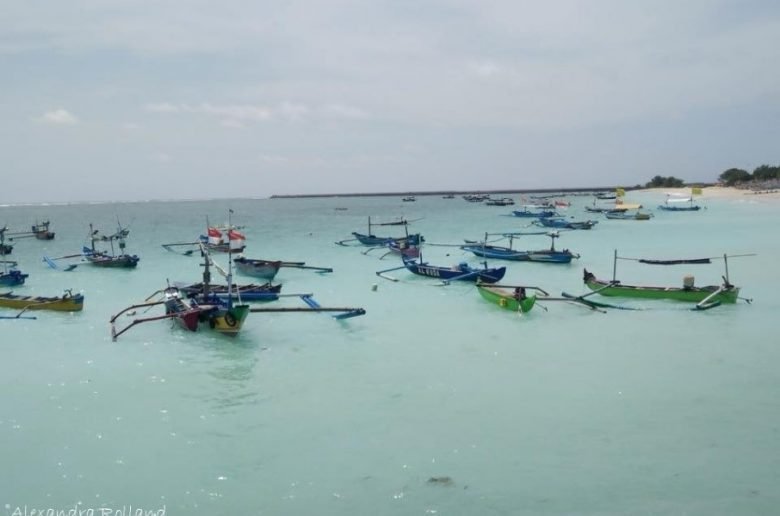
[635,186,780,201]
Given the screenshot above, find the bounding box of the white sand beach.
[637,186,780,201]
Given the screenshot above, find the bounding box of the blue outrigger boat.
[1,262,28,286]
[337,216,423,247]
[376,255,506,284]
[461,232,579,264]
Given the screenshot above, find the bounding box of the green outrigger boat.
[582,251,753,308]
[476,284,537,313]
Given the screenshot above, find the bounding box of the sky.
[2,0,779,203]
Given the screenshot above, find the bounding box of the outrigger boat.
[112,213,365,340]
[233,256,333,280]
[111,240,250,340]
[511,208,557,218]
[461,232,580,264]
[0,289,84,312]
[582,250,753,309]
[31,220,55,240]
[81,223,139,268]
[658,195,701,211]
[1,229,27,285]
[376,255,506,284]
[0,226,14,255]
[475,284,538,313]
[604,210,653,220]
[175,281,283,302]
[534,217,598,230]
[336,217,424,248]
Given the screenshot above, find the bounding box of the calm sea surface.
[1,192,779,515]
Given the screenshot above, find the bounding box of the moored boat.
[462,232,579,264]
[581,250,752,308]
[233,257,282,280]
[400,256,506,283]
[0,290,84,312]
[476,284,537,313]
[32,220,55,240]
[583,270,738,304]
[535,218,598,230]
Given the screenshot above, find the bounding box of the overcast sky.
[2,0,778,203]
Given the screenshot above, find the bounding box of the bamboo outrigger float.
[583,250,754,309]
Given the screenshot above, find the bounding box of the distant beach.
[638,185,780,201]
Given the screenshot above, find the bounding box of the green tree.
[752,165,779,181]
[718,168,752,185]
[645,175,684,188]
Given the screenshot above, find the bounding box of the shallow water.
[1,192,779,515]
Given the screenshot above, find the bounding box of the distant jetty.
[269,187,633,199]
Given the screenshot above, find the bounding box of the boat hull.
[403,259,506,283]
[463,245,575,263]
[207,304,250,335]
[583,272,739,303]
[658,205,701,211]
[476,285,537,313]
[1,270,28,286]
[352,232,423,246]
[0,292,84,312]
[233,258,281,280]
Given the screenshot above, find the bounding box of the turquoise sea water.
[1,192,779,515]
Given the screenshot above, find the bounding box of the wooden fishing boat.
[111,240,251,339]
[658,196,701,211]
[535,218,598,230]
[81,223,139,268]
[484,197,515,206]
[112,231,364,339]
[511,208,557,218]
[176,282,282,302]
[581,251,753,308]
[1,256,28,286]
[1,228,27,285]
[0,290,84,312]
[233,257,282,280]
[476,284,537,313]
[337,217,424,247]
[386,239,421,258]
[402,256,506,283]
[583,270,738,304]
[32,220,55,240]
[462,232,579,264]
[604,211,653,220]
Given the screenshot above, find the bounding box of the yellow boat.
[0,290,84,312]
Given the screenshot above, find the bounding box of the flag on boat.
[228,229,245,250]
[691,187,703,195]
[207,227,223,245]
[615,188,625,197]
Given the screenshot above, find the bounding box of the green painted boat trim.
[477,285,537,313]
[583,273,739,304]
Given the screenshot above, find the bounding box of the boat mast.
[89,224,97,254]
[226,210,234,310]
[612,249,618,282]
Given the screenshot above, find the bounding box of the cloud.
[40,109,78,125]
[145,101,367,124]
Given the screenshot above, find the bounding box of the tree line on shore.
[718,165,780,186]
[642,164,779,189]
